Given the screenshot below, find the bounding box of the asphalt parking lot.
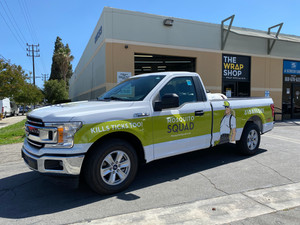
[0,121,300,224]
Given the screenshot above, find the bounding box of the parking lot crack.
[252,158,294,183]
[198,172,229,195]
[241,192,276,211]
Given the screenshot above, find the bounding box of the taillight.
[270,104,274,118]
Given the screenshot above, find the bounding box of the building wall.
[69,45,106,101]
[72,39,285,108]
[251,57,283,108]
[70,7,300,117]
[105,42,223,92]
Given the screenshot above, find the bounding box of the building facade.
[69,7,300,119]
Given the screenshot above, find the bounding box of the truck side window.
[160,77,197,106]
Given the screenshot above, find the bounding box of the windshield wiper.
[103,96,125,101]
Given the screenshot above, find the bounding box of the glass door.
[292,84,300,119]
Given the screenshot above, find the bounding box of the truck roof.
[134,71,198,78]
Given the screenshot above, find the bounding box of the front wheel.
[237,123,261,155]
[84,139,138,195]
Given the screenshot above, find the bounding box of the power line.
[23,0,39,43]
[18,0,36,43]
[0,1,26,45]
[0,9,26,52]
[15,0,48,77]
[19,0,47,75]
[0,54,8,61]
[3,0,28,43]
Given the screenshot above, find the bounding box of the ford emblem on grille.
[26,125,40,136]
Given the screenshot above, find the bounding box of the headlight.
[44,122,82,148]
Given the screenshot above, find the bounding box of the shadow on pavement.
[0,144,266,219]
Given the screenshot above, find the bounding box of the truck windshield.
[98,75,165,101]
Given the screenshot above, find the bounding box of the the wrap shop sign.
[222,54,250,82]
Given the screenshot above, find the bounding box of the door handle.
[134,112,149,118]
[195,110,204,116]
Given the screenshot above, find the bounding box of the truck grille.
[27,116,44,127]
[27,139,45,148]
[25,116,57,149]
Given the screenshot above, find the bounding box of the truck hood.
[27,101,137,123]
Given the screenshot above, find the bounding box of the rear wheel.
[84,139,138,195]
[237,123,261,155]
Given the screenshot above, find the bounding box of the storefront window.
[282,60,300,119]
[222,54,251,97]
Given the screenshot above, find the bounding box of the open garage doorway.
[134,53,196,75]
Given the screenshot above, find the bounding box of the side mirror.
[154,93,179,111]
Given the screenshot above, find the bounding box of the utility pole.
[41,73,49,82]
[26,44,40,86]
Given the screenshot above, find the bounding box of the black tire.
[237,123,261,155]
[84,139,138,195]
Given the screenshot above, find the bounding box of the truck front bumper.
[22,144,86,176]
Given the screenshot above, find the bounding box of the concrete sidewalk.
[73,182,300,225]
[0,115,26,129]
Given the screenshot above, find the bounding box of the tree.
[44,79,69,104]
[49,37,74,83]
[53,45,74,83]
[0,59,28,100]
[15,83,44,106]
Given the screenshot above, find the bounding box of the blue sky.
[1,0,300,89]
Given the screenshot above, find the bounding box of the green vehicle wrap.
[74,105,273,148]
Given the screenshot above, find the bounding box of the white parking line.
[73,182,300,225]
[263,134,300,144]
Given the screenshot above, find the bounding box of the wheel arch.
[245,115,263,133]
[82,131,146,172]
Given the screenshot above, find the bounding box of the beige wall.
[251,57,283,108]
[105,43,222,92]
[106,43,135,85]
[106,42,283,109]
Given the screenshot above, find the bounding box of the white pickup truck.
[22,72,274,194]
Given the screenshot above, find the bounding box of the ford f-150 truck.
[22,72,274,194]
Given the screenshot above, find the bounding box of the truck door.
[151,76,212,160]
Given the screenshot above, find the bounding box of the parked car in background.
[19,106,31,115]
